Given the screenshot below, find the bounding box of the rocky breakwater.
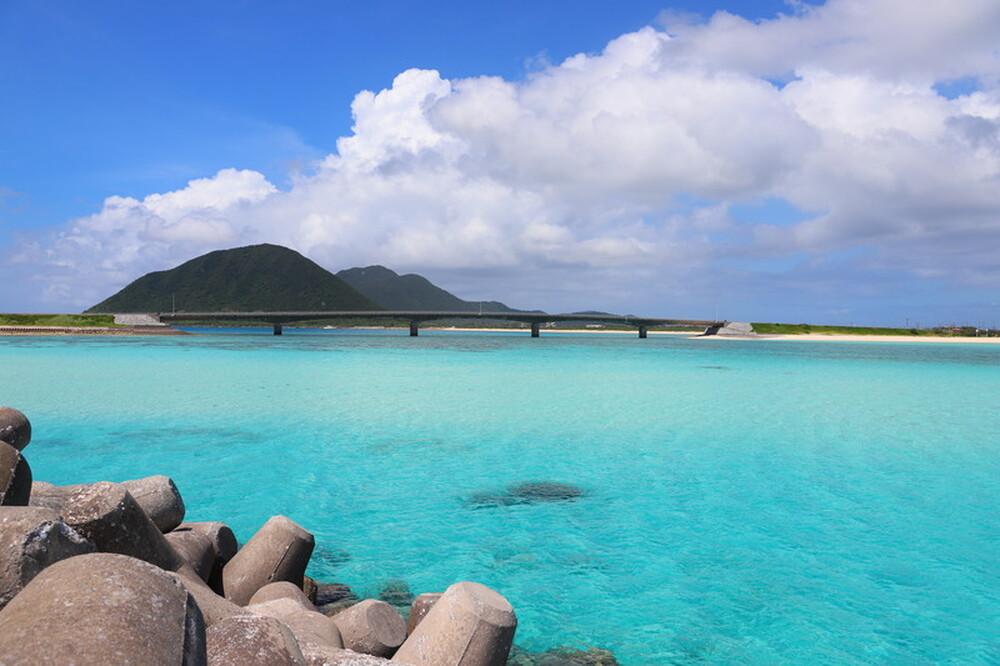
[0,406,518,665]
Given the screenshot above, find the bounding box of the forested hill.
[336,265,519,312]
[86,244,380,313]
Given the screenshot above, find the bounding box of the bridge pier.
[531,322,540,338]
[638,325,647,339]
[273,324,283,336]
[409,321,419,337]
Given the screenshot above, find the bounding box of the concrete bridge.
[155,311,727,338]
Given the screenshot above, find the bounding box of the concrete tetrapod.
[27,480,77,513]
[331,598,407,658]
[178,521,239,560]
[245,584,343,651]
[249,580,317,609]
[249,596,314,619]
[392,582,517,666]
[222,514,315,606]
[0,407,31,452]
[300,645,403,665]
[206,614,305,665]
[29,477,186,532]
[0,552,206,665]
[0,506,94,610]
[176,520,239,594]
[248,598,346,652]
[405,593,443,636]
[61,481,188,572]
[167,571,250,628]
[121,475,186,532]
[0,441,31,506]
[281,609,346,649]
[166,529,216,581]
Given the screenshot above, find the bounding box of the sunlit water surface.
[3,329,999,664]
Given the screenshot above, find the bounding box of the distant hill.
[336,265,522,313]
[86,244,380,313]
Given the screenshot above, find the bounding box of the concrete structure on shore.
[113,313,168,327]
[703,321,755,336]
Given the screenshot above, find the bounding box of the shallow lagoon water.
[4,329,999,663]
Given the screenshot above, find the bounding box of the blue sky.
[3,0,1000,326]
[2,0,788,227]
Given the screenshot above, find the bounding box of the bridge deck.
[154,311,726,337]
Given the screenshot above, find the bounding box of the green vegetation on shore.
[0,314,119,327]
[751,323,997,337]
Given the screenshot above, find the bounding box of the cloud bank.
[9,0,1000,322]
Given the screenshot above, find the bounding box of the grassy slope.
[0,314,119,327]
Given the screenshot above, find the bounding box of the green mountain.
[86,244,380,313]
[336,265,520,312]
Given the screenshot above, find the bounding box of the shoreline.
[361,326,1000,343]
[3,324,1000,344]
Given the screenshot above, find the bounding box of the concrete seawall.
[112,314,167,327]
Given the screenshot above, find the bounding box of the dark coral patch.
[312,544,351,568]
[465,481,585,508]
[508,644,619,665]
[508,482,583,502]
[378,578,414,607]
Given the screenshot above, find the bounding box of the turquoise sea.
[3,329,999,664]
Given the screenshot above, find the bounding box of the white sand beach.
[699,333,1000,344]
